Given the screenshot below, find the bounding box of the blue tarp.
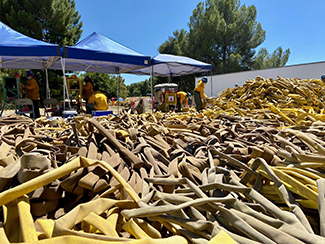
[50,31,151,74]
[0,21,61,69]
[128,53,212,77]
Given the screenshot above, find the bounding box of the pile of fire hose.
[0,76,325,243]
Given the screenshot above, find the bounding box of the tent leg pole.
[115,67,120,115]
[117,75,120,115]
[62,60,65,111]
[61,58,71,110]
[66,79,71,109]
[150,66,153,113]
[45,69,50,99]
[210,72,213,97]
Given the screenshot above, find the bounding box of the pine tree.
[187,0,266,73]
[253,47,290,70]
[159,0,290,75]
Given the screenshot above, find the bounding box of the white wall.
[196,61,325,97]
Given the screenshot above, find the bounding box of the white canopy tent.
[128,54,212,111]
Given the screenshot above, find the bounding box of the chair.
[43,98,60,117]
[15,98,35,118]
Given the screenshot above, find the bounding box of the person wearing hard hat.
[86,85,108,114]
[194,77,208,112]
[321,75,325,82]
[82,76,94,111]
[177,91,189,111]
[24,70,40,118]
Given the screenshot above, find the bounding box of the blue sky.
[75,0,324,85]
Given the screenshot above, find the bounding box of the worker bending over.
[194,77,208,112]
[86,85,108,114]
[25,70,40,118]
[177,91,190,111]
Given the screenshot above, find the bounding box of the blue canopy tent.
[128,53,212,111]
[0,21,61,99]
[50,31,151,111]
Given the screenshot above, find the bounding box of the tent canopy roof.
[68,31,147,57]
[0,22,210,79]
[52,31,150,74]
[0,21,60,69]
[129,53,212,77]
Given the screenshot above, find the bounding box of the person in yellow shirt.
[177,91,189,111]
[86,85,108,114]
[82,76,94,110]
[24,70,40,118]
[194,77,208,112]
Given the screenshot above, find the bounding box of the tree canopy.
[159,0,290,75]
[158,29,188,56]
[127,79,152,97]
[253,47,291,70]
[0,0,82,46]
[82,73,129,99]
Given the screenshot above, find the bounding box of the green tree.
[132,87,141,97]
[127,83,136,96]
[0,0,83,102]
[158,29,188,55]
[139,79,150,96]
[159,0,290,75]
[118,78,129,98]
[187,0,266,73]
[253,47,290,70]
[0,70,12,101]
[127,79,153,97]
[0,0,82,46]
[83,73,129,99]
[173,75,197,93]
[157,30,196,91]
